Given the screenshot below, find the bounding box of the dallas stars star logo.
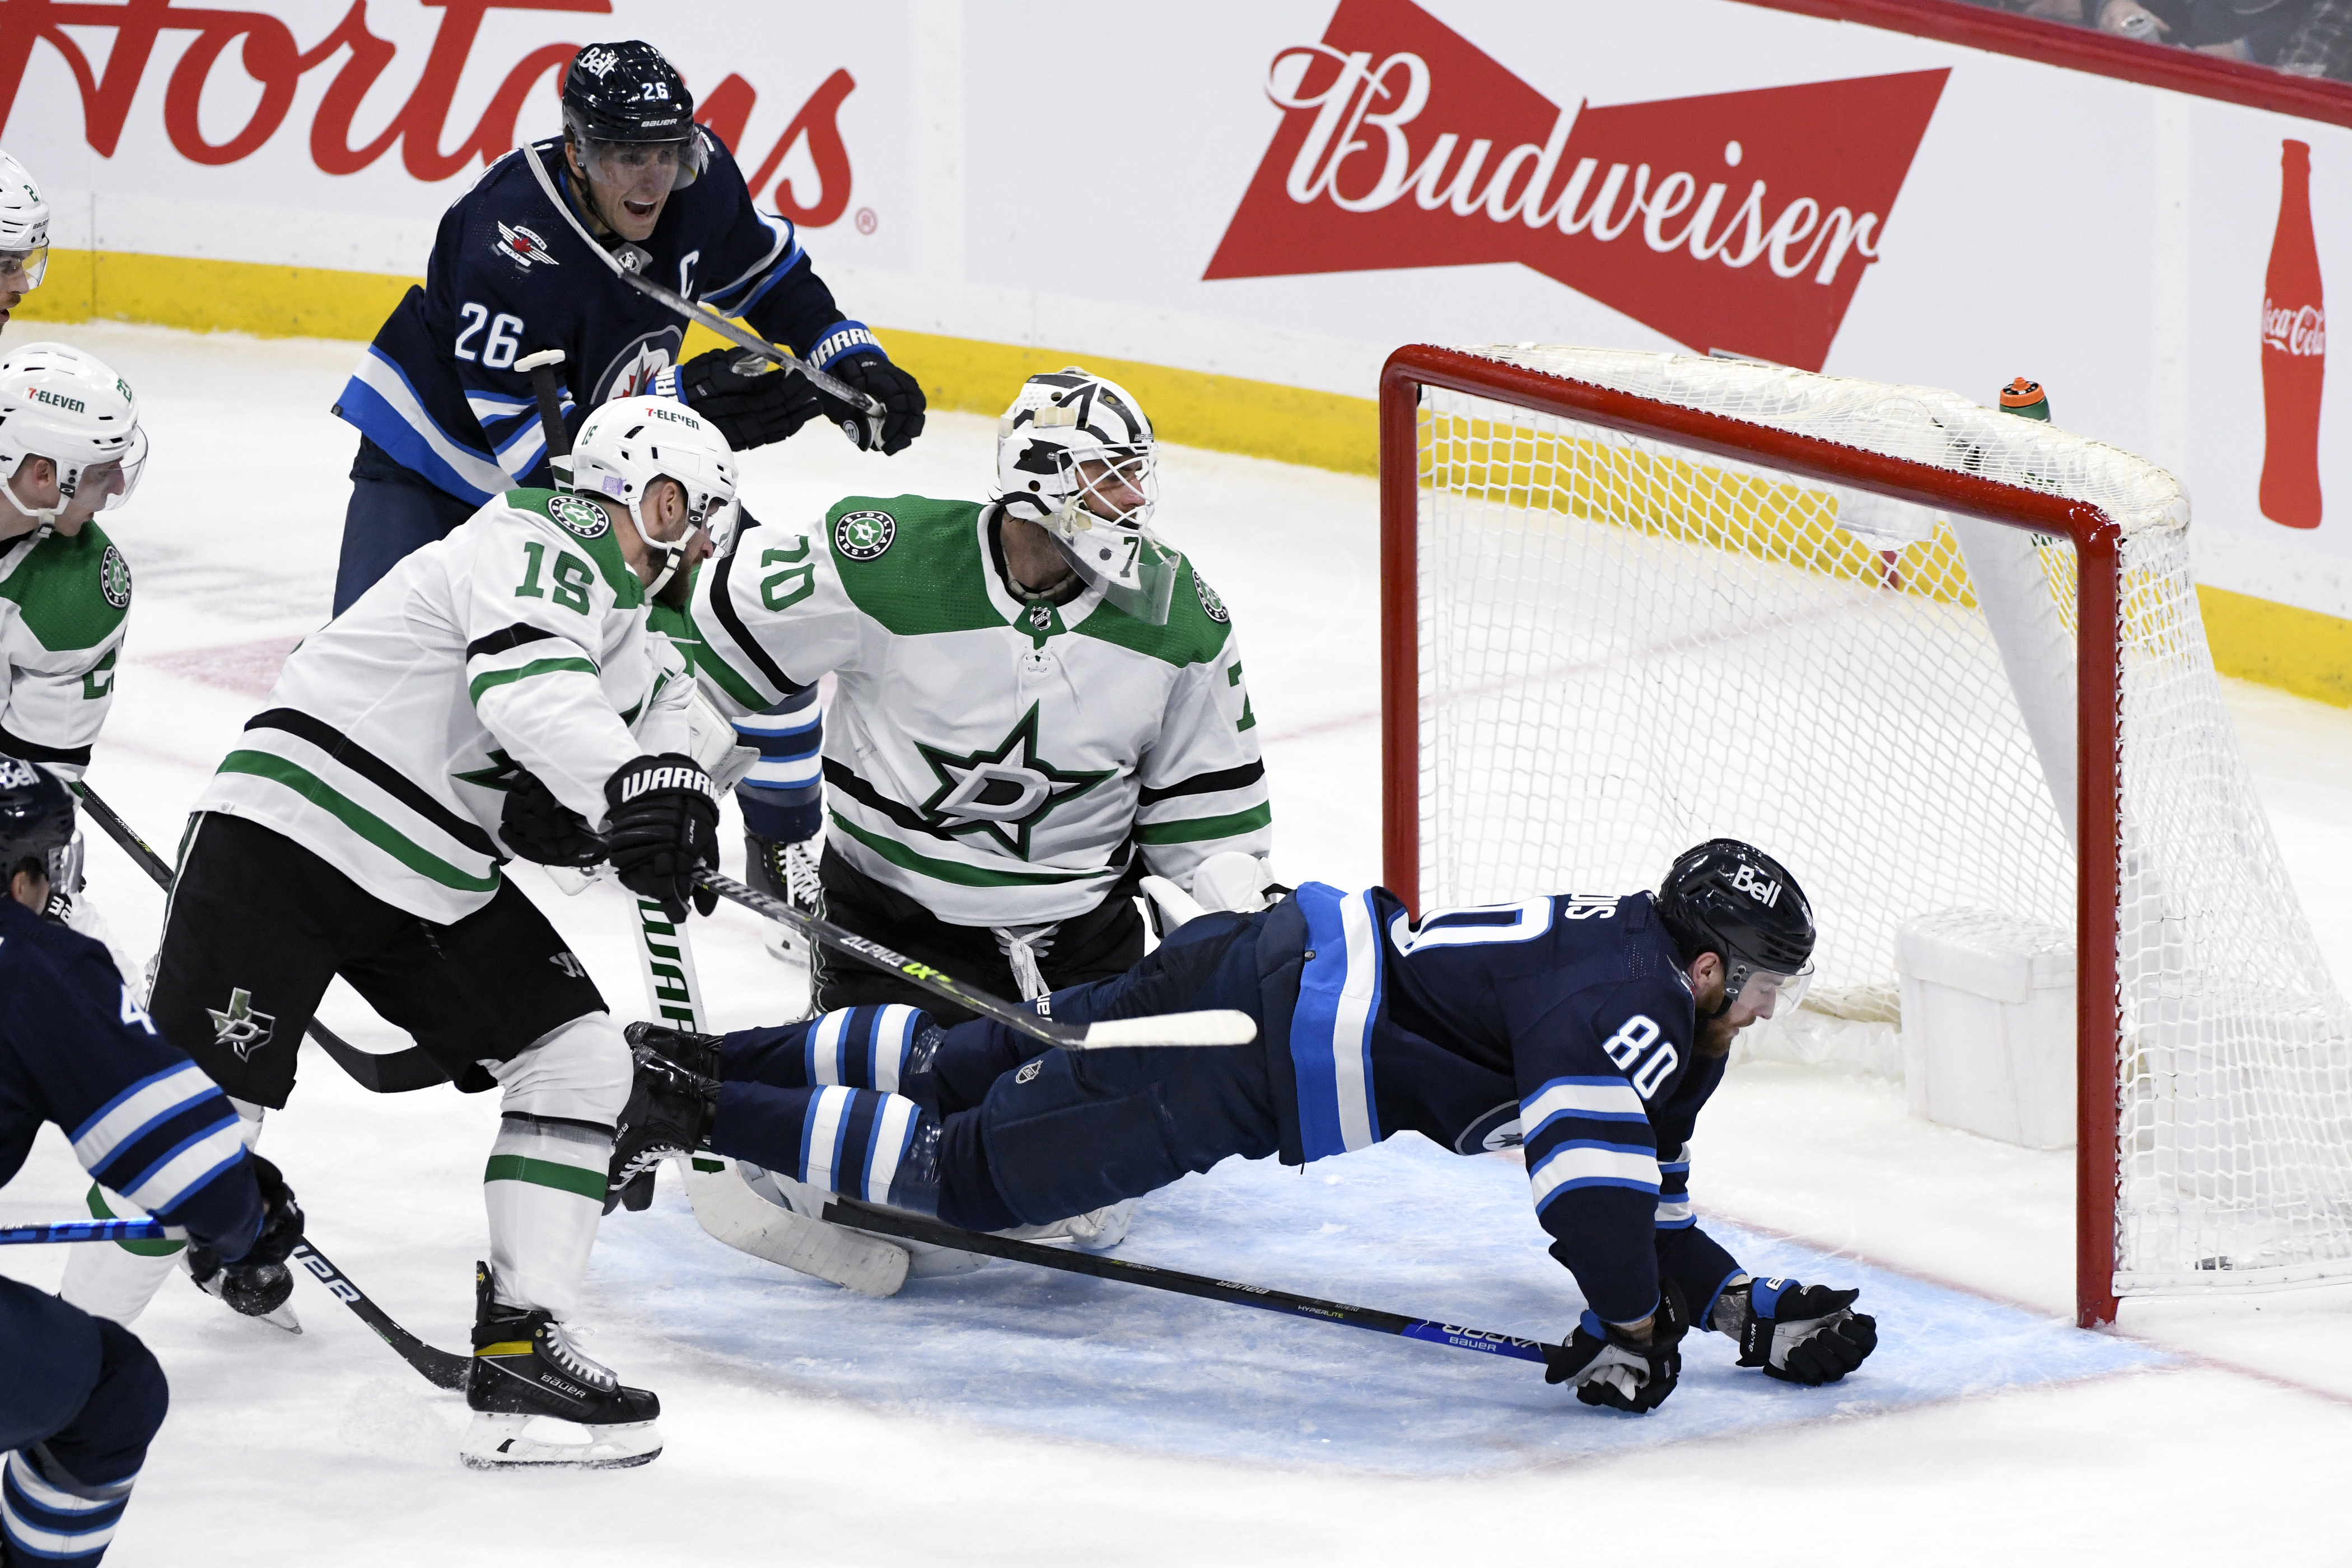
[915,704,1111,860]
[208,988,276,1063]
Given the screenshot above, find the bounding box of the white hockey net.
[1404,344,2352,1296]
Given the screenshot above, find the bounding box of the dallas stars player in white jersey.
[693,368,1271,1023]
[0,339,147,977]
[132,397,732,1470]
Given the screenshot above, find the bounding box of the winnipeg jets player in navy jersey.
[1,761,299,1566]
[330,39,925,612]
[615,839,1878,1413]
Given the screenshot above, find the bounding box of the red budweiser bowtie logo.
[1205,0,1948,370]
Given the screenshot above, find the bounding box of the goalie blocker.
[616,839,1877,1411]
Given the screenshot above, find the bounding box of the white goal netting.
[1408,345,2352,1295]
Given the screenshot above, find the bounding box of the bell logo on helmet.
[577,46,620,78]
[99,545,131,609]
[835,510,897,561]
[1730,863,1782,908]
[0,758,36,790]
[546,495,610,540]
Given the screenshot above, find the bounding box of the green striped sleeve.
[1133,803,1275,846]
[467,655,600,706]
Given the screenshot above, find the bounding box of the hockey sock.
[484,1116,610,1316]
[710,1084,940,1215]
[486,1016,628,1317]
[721,1005,939,1102]
[3,1447,139,1567]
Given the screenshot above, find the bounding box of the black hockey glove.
[604,753,721,922]
[1725,1277,1878,1385]
[498,769,605,869]
[1542,1280,1688,1414]
[188,1154,305,1319]
[671,346,824,452]
[813,337,926,454]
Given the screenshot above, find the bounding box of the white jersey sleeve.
[1133,600,1272,888]
[456,497,652,827]
[682,515,864,715]
[0,525,133,783]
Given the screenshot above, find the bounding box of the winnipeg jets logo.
[208,987,276,1062]
[915,704,1112,859]
[493,222,559,271]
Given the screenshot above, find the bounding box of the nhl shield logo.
[835,510,896,561]
[99,544,132,609]
[546,494,610,539]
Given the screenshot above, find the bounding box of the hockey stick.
[822,1203,1571,1374]
[1,1218,174,1245]
[69,782,447,1094]
[290,1242,472,1390]
[517,142,885,443]
[514,347,573,486]
[694,871,1257,1050]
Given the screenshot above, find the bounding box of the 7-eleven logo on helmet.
[1204,0,1948,371]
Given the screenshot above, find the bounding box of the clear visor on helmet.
[1726,958,1814,1020]
[45,831,83,898]
[66,427,149,515]
[1042,446,1177,623]
[576,133,706,199]
[1,244,48,291]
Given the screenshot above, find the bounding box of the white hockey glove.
[687,686,760,794]
[1141,852,1277,937]
[1719,1276,1879,1385]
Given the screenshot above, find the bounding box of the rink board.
[589,1135,2170,1473]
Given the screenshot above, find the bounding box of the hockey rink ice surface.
[4,325,2351,1563]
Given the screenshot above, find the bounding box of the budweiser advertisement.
[1205,0,1946,370]
[2,1,2350,618]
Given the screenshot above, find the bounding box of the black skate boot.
[461,1262,661,1470]
[604,1044,720,1213]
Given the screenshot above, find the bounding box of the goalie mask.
[1,149,50,292]
[0,342,147,531]
[1656,839,1816,1021]
[569,395,736,605]
[992,368,1175,624]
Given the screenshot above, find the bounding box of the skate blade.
[258,1300,304,1334]
[458,1412,662,1471]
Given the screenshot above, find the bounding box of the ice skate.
[461,1263,660,1471]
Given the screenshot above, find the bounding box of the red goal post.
[1378,343,2205,1330]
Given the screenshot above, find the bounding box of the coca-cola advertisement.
[3,1,2350,617]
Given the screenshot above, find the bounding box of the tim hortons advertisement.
[4,1,2352,618]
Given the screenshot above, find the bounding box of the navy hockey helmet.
[0,754,76,889]
[561,41,706,193]
[1656,838,1816,1018]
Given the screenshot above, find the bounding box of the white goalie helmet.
[992,368,1175,624]
[1,150,48,292]
[0,342,146,530]
[568,394,736,598]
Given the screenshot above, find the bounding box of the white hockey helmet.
[569,394,736,598]
[0,150,48,292]
[0,342,146,529]
[992,368,1175,624]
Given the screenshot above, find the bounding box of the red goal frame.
[1376,344,2127,1328]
